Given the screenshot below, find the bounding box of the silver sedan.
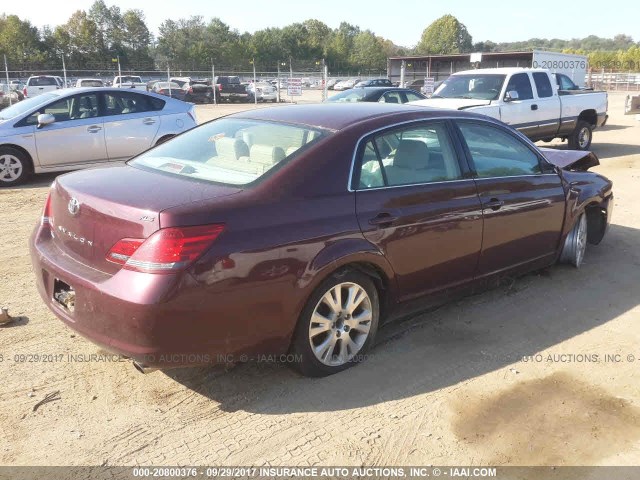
[0,87,197,186]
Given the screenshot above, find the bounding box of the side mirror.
[37,113,55,128]
[504,90,519,102]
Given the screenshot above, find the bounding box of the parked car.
[170,77,215,103]
[146,79,161,92]
[409,68,608,150]
[214,76,250,102]
[355,78,393,88]
[112,75,147,91]
[333,78,360,91]
[246,82,278,102]
[23,75,61,98]
[75,78,104,88]
[0,87,197,185]
[0,84,24,108]
[327,87,426,104]
[326,78,342,90]
[29,103,612,377]
[405,79,425,93]
[152,82,187,101]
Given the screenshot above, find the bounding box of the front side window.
[457,122,541,177]
[356,122,462,189]
[131,119,326,186]
[505,73,534,100]
[25,93,99,125]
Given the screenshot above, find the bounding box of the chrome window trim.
[347,116,558,192]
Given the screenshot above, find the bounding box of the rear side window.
[532,73,553,98]
[104,92,165,116]
[505,73,533,100]
[28,77,58,87]
[356,122,462,189]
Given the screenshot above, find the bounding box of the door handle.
[482,198,504,211]
[369,212,398,227]
[142,118,156,125]
[87,126,102,133]
[531,104,538,110]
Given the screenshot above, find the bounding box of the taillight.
[41,192,53,226]
[23,87,27,97]
[106,224,225,274]
[188,87,193,94]
[218,84,222,91]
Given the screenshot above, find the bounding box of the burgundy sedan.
[30,103,613,377]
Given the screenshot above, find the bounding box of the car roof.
[230,103,482,131]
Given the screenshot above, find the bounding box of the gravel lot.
[1,91,639,468]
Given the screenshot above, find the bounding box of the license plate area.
[53,278,76,313]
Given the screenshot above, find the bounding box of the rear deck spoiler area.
[539,148,600,171]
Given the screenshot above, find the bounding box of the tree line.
[1,5,639,73]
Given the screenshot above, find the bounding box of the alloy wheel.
[308,282,373,367]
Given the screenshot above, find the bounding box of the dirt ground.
[1,91,640,469]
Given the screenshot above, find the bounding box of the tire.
[568,120,593,150]
[291,270,379,377]
[0,146,32,187]
[560,213,588,267]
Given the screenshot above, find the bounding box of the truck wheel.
[568,121,592,150]
[0,146,32,187]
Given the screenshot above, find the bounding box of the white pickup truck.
[23,75,62,98]
[410,68,608,150]
[112,75,147,90]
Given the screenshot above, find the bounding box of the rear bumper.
[29,224,285,368]
[596,112,608,128]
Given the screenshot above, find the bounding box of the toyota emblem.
[68,197,80,216]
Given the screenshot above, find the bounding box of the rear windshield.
[28,77,58,86]
[219,77,240,84]
[119,76,142,83]
[327,89,367,102]
[130,119,327,186]
[80,80,103,87]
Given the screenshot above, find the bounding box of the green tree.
[0,14,44,66]
[350,30,386,71]
[416,15,473,55]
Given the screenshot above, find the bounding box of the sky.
[2,0,638,47]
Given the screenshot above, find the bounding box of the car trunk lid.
[50,164,240,274]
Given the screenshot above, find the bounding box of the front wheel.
[0,147,31,186]
[291,271,379,377]
[560,213,588,267]
[568,120,593,150]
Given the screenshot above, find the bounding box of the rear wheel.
[291,270,379,377]
[560,213,588,267]
[0,147,31,187]
[568,120,592,150]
